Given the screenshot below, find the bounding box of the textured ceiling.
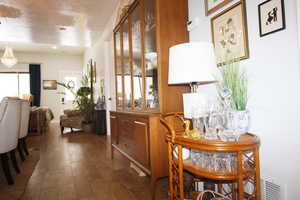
[0,0,119,54]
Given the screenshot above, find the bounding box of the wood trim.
[128,14,134,110]
[205,0,233,16]
[255,147,261,200]
[120,26,125,110]
[140,0,146,110]
[113,0,140,32]
[155,0,163,112]
[155,0,190,113]
[113,32,118,109]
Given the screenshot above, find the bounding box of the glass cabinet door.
[114,30,123,109]
[131,4,144,109]
[122,19,132,110]
[144,0,159,109]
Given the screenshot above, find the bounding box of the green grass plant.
[218,58,248,111]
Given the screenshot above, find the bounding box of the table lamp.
[168,42,218,118]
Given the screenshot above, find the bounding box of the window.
[0,73,30,101]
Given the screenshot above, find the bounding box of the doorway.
[58,71,82,114]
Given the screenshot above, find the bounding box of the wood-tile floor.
[19,123,168,200]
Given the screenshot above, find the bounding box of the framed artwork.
[43,80,57,90]
[258,0,286,37]
[89,59,97,83]
[92,61,96,83]
[211,0,249,65]
[205,0,233,16]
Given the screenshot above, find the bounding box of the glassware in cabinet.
[115,30,123,109]
[122,19,132,110]
[144,0,159,109]
[131,4,144,109]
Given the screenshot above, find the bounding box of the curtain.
[29,64,41,106]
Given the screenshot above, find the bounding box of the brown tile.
[58,184,77,200]
[1,123,167,200]
[111,182,138,200]
[39,188,60,200]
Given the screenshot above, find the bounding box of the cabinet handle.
[134,121,146,126]
[110,116,117,119]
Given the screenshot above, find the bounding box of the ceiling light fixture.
[1,46,18,67]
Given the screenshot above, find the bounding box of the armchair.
[60,109,85,134]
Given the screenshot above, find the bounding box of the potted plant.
[75,86,94,133]
[75,73,95,133]
[218,58,249,134]
[58,72,95,133]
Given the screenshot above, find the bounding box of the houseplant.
[75,72,95,133]
[58,71,95,133]
[217,58,249,134]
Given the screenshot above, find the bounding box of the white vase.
[232,110,250,135]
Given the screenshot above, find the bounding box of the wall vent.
[261,177,286,200]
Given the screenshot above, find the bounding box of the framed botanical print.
[258,0,286,37]
[211,0,249,65]
[205,0,233,16]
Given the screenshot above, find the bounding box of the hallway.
[6,123,167,200]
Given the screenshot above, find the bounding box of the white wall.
[297,0,300,51]
[0,51,83,122]
[189,0,300,199]
[83,39,105,97]
[83,0,120,135]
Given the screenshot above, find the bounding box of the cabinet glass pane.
[123,19,132,109]
[144,0,159,109]
[131,5,143,109]
[115,31,123,108]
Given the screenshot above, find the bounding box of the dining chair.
[0,97,21,184]
[18,100,31,161]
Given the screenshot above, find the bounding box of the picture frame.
[89,59,97,83]
[92,61,96,83]
[43,80,57,90]
[258,0,286,37]
[211,0,249,65]
[205,0,233,16]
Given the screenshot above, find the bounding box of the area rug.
[0,138,40,200]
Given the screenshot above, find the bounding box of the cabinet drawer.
[133,120,150,169]
[117,117,135,155]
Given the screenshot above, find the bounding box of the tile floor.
[18,123,168,200]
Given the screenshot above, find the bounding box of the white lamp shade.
[1,47,18,67]
[168,42,217,85]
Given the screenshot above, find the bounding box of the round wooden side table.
[166,133,261,200]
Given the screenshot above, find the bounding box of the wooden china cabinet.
[110,0,189,197]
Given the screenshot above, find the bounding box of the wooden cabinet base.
[110,111,168,199]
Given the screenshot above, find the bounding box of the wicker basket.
[196,190,230,200]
